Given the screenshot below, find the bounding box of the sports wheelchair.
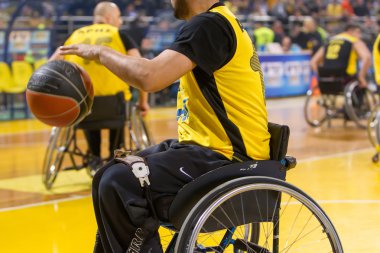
[158,122,343,253]
[42,92,153,190]
[304,69,376,129]
[368,103,380,163]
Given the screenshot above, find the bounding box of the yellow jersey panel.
[333,33,358,76]
[176,5,270,161]
[373,34,380,85]
[64,23,132,100]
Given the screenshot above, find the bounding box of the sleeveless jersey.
[323,33,358,76]
[373,34,380,85]
[64,23,132,100]
[176,5,270,161]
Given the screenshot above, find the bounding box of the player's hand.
[137,101,150,117]
[358,76,368,88]
[59,44,101,61]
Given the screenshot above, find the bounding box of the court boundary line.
[0,195,90,212]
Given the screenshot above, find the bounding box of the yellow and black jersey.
[322,33,358,76]
[170,3,270,161]
[64,23,137,100]
[373,34,380,85]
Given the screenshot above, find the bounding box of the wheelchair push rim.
[129,106,154,151]
[367,105,380,149]
[42,127,73,189]
[344,81,377,129]
[304,87,328,127]
[175,176,343,253]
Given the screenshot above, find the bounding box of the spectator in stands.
[293,17,323,54]
[353,0,370,16]
[281,36,301,53]
[270,0,288,22]
[326,0,343,19]
[272,20,285,43]
[253,21,274,51]
[341,0,355,17]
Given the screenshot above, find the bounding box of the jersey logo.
[176,98,189,122]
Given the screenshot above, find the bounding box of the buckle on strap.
[114,150,150,187]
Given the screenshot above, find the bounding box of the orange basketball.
[26,60,94,127]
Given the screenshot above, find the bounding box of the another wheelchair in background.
[159,123,343,253]
[42,92,154,190]
[367,102,380,163]
[304,69,377,129]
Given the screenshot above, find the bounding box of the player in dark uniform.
[310,23,371,87]
[60,1,270,252]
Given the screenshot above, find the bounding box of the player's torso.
[177,5,270,161]
[323,33,358,75]
[64,24,131,99]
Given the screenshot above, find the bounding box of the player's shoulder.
[184,11,229,30]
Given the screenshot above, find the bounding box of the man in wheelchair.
[58,1,342,253]
[310,23,371,90]
[50,2,149,175]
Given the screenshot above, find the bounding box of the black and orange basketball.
[26,60,94,127]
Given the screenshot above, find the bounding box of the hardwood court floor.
[0,97,379,252]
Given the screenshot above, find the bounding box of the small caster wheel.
[372,153,379,163]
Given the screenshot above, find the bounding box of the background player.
[310,23,371,88]
[50,1,149,173]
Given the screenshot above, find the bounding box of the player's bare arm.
[354,40,372,87]
[310,47,324,73]
[59,44,195,92]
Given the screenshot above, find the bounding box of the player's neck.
[187,0,219,20]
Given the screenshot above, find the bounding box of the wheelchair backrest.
[317,67,349,95]
[268,122,290,161]
[77,91,126,130]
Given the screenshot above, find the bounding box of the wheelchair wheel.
[129,106,154,151]
[175,177,343,253]
[304,87,328,127]
[345,81,377,129]
[42,127,73,190]
[367,105,380,148]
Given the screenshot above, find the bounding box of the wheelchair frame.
[42,106,154,190]
[304,79,376,129]
[156,123,343,253]
[367,104,380,163]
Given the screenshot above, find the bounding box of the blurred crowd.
[0,0,379,53]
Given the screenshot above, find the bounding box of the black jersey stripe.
[192,67,248,160]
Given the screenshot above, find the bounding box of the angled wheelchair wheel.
[345,81,377,129]
[304,87,328,127]
[42,127,73,189]
[367,105,380,147]
[129,106,154,152]
[367,105,380,163]
[175,177,343,253]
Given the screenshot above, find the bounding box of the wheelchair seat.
[77,91,126,130]
[166,122,292,229]
[159,123,342,253]
[317,67,354,95]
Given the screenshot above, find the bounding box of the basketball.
[26,60,94,127]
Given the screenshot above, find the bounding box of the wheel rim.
[345,82,376,129]
[304,88,328,127]
[178,179,342,253]
[42,127,72,189]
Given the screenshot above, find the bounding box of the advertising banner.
[259,53,311,98]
